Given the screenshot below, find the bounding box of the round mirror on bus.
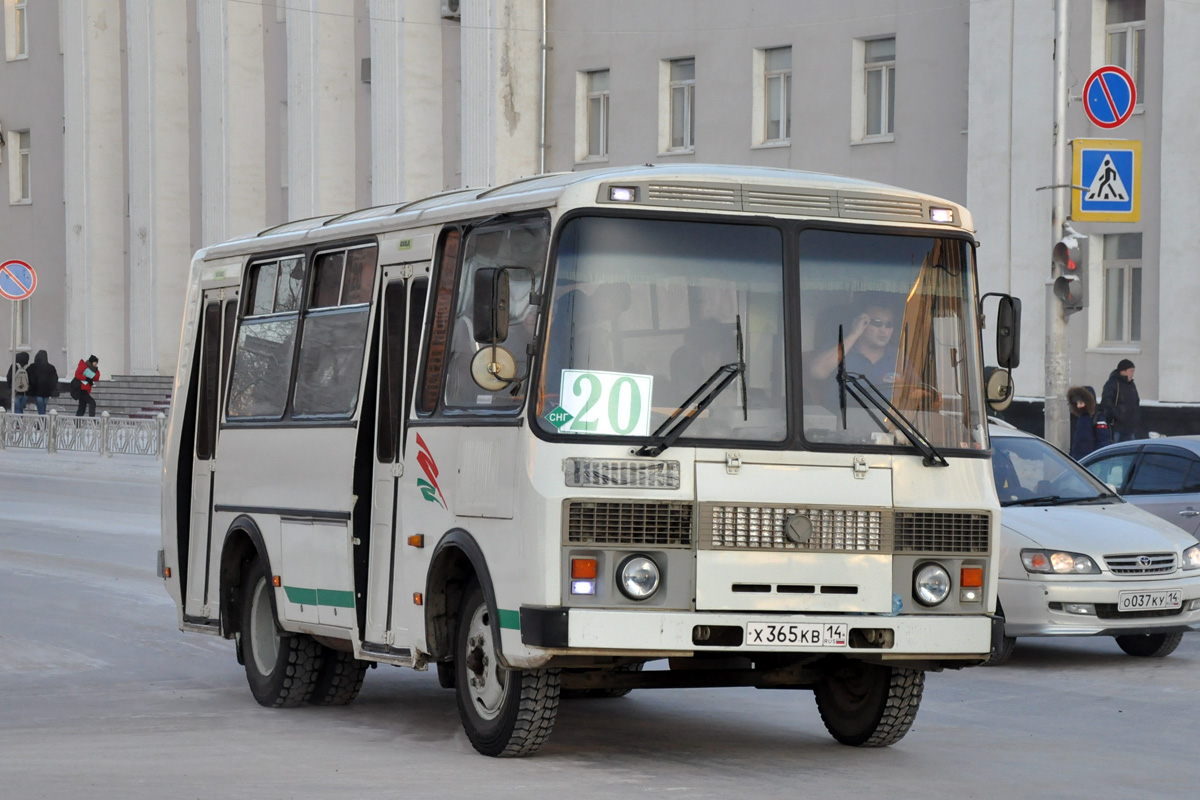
[471,346,517,391]
[984,366,1013,412]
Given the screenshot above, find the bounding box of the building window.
[8,130,30,204]
[668,58,695,151]
[761,47,792,143]
[5,0,28,60]
[585,70,609,159]
[1102,232,1141,344]
[1106,0,1145,104]
[864,38,895,138]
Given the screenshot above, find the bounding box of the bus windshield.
[535,215,986,453]
[537,215,787,443]
[799,229,986,451]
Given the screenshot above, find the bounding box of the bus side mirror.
[995,295,1021,370]
[473,267,510,344]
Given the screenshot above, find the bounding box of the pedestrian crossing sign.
[1072,138,1140,222]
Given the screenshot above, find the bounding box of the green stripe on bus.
[283,586,355,609]
[498,609,521,630]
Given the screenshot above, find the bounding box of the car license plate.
[1117,589,1182,612]
[745,622,848,647]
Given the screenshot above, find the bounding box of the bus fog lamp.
[617,555,660,600]
[571,579,596,596]
[913,562,951,606]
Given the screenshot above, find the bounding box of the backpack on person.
[69,377,82,400]
[13,362,29,394]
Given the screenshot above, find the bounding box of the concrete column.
[287,0,356,218]
[62,1,126,372]
[1158,2,1200,402]
[369,0,444,203]
[126,1,192,374]
[198,0,266,245]
[460,0,541,188]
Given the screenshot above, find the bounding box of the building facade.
[2,0,1198,434]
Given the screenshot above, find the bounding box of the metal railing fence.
[0,409,166,458]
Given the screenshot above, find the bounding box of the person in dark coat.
[1068,385,1110,459]
[5,351,31,414]
[26,350,60,415]
[74,355,101,417]
[1100,358,1140,442]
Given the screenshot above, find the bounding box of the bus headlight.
[617,555,661,601]
[913,562,951,607]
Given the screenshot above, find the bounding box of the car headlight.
[617,555,661,600]
[913,562,951,606]
[1021,549,1100,574]
[1183,544,1200,571]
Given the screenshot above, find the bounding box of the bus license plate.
[745,622,848,648]
[1117,589,1182,612]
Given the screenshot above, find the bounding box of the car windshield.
[992,433,1116,506]
[798,230,987,451]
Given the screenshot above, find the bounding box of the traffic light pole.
[1045,0,1071,450]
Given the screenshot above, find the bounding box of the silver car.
[1080,436,1200,537]
[989,423,1200,664]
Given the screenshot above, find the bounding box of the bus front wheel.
[454,583,561,757]
[814,661,924,747]
[240,556,322,708]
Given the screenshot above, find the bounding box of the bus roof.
[200,164,972,261]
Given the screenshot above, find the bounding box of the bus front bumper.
[519,606,994,659]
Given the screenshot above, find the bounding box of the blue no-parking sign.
[0,260,37,301]
[1072,139,1141,223]
[1083,66,1136,129]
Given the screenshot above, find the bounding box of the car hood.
[1002,500,1199,555]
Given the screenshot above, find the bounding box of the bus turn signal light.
[272,575,282,587]
[571,558,597,579]
[407,534,425,548]
[960,566,983,587]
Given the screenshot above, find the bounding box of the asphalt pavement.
[1,447,1197,799]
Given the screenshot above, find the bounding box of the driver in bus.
[807,295,904,414]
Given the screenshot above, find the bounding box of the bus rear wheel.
[309,646,368,706]
[240,556,322,708]
[454,583,560,757]
[814,661,924,747]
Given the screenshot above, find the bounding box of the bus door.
[363,267,428,650]
[184,290,238,621]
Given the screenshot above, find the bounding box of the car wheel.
[240,555,322,708]
[982,602,1016,666]
[454,582,561,757]
[813,660,924,747]
[1114,632,1184,658]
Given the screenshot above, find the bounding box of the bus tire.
[309,647,368,706]
[1115,632,1183,658]
[814,661,923,747]
[437,660,456,689]
[240,556,322,708]
[454,583,560,757]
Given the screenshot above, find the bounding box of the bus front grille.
[565,501,694,546]
[699,504,893,552]
[894,512,990,553]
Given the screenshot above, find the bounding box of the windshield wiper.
[635,363,742,457]
[1002,495,1101,507]
[839,371,949,467]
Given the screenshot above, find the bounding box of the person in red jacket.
[74,355,100,417]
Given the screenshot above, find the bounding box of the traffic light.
[1052,240,1084,315]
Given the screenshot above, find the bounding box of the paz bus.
[160,164,1020,757]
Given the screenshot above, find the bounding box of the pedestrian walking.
[6,351,31,414]
[1068,385,1110,459]
[73,355,101,417]
[1100,358,1141,442]
[26,350,60,415]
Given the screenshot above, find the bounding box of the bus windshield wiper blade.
[635,363,742,457]
[840,372,949,467]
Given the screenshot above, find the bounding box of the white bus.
[160,164,1021,757]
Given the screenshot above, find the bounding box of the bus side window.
[227,255,306,419]
[418,229,462,415]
